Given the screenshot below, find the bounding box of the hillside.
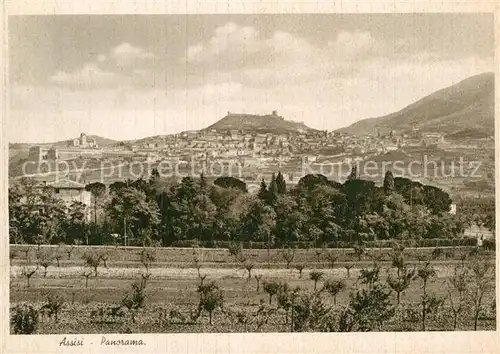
[338,72,494,136]
[206,112,316,134]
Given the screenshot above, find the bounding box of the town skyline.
[8,14,494,143]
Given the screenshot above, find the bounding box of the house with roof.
[463,223,494,246]
[46,179,92,220]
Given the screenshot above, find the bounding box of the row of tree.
[8,168,495,247]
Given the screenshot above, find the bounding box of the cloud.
[112,42,155,68]
[49,63,123,89]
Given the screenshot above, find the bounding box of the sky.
[8,14,494,143]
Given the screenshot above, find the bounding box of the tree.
[37,250,53,277]
[107,187,160,246]
[140,248,156,272]
[263,281,281,304]
[309,271,324,291]
[257,179,268,201]
[314,247,325,263]
[267,174,278,206]
[276,171,287,194]
[383,170,394,195]
[11,304,39,334]
[82,267,93,288]
[353,244,366,261]
[21,266,38,288]
[347,165,358,180]
[468,259,493,331]
[82,251,101,277]
[294,264,305,278]
[243,262,254,279]
[85,182,106,224]
[122,282,147,323]
[344,264,354,278]
[387,267,415,305]
[417,262,437,331]
[323,279,346,305]
[445,265,468,330]
[326,253,339,269]
[214,176,247,193]
[197,281,224,325]
[40,294,64,323]
[344,283,395,331]
[254,274,263,292]
[281,247,295,269]
[358,267,380,290]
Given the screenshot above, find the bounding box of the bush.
[11,304,39,334]
[482,238,495,252]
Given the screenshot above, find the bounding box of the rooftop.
[47,179,86,189]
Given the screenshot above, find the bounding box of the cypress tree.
[383,170,395,195]
[276,171,287,194]
[258,179,268,201]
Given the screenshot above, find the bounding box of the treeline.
[8,169,495,247]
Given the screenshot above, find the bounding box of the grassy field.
[9,245,496,333]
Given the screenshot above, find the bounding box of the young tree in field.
[65,243,76,260]
[387,267,415,306]
[10,304,39,334]
[323,279,346,305]
[140,272,151,289]
[309,270,324,291]
[314,247,324,264]
[101,252,110,268]
[54,252,62,268]
[22,246,32,263]
[353,244,366,261]
[343,282,395,331]
[417,261,437,331]
[358,267,380,290]
[21,266,38,288]
[468,259,494,331]
[37,253,52,278]
[82,251,101,277]
[140,248,156,272]
[263,281,281,304]
[445,265,469,330]
[197,281,224,325]
[82,267,93,288]
[431,247,443,261]
[40,294,64,323]
[193,251,202,278]
[294,264,305,278]
[227,241,243,261]
[344,264,354,278]
[277,284,297,325]
[254,274,263,292]
[122,282,147,324]
[281,247,295,269]
[85,182,106,224]
[9,250,17,265]
[243,262,254,279]
[326,252,339,269]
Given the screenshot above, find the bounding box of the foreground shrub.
[11,304,39,334]
[197,281,224,325]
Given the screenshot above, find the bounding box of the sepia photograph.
[5,9,497,342]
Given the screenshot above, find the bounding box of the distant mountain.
[338,72,494,136]
[206,112,317,134]
[9,135,117,148]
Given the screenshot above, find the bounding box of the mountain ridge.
[337,72,494,136]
